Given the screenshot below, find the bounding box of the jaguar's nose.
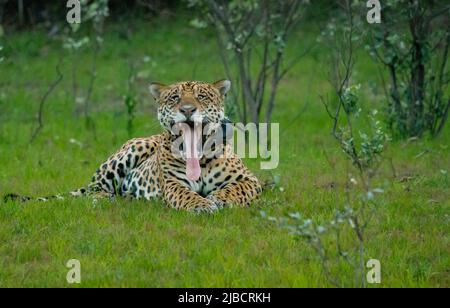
[180,104,197,117]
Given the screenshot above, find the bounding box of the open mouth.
[173,120,203,182]
[170,118,231,182]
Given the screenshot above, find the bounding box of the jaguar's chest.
[162,159,233,197]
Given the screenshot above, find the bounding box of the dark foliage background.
[0,0,340,29]
[0,0,182,28]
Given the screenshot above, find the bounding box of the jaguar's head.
[149,80,231,131]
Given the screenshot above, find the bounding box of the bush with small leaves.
[187,0,310,124]
[365,0,450,138]
[263,1,389,288]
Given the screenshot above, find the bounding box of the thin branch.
[206,0,237,42]
[425,4,450,25]
[213,24,243,122]
[71,55,78,112]
[83,36,101,139]
[30,56,64,143]
[435,99,450,137]
[265,50,282,123]
[278,42,315,81]
[84,38,100,120]
[281,97,312,136]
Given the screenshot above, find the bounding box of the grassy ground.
[0,16,449,287]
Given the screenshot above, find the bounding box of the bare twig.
[435,99,450,136]
[211,24,243,120]
[84,37,100,138]
[30,56,64,143]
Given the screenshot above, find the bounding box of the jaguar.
[4,80,262,213]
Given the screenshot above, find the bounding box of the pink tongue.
[183,124,202,181]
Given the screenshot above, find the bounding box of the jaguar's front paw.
[193,199,220,214]
[206,195,225,209]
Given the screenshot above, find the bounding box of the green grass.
[0,16,449,287]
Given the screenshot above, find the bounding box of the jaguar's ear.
[213,79,231,96]
[149,82,167,99]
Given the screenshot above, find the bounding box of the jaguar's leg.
[163,177,219,213]
[89,136,160,196]
[120,157,162,200]
[208,175,262,207]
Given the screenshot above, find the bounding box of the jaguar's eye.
[170,94,180,102]
[197,94,206,100]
